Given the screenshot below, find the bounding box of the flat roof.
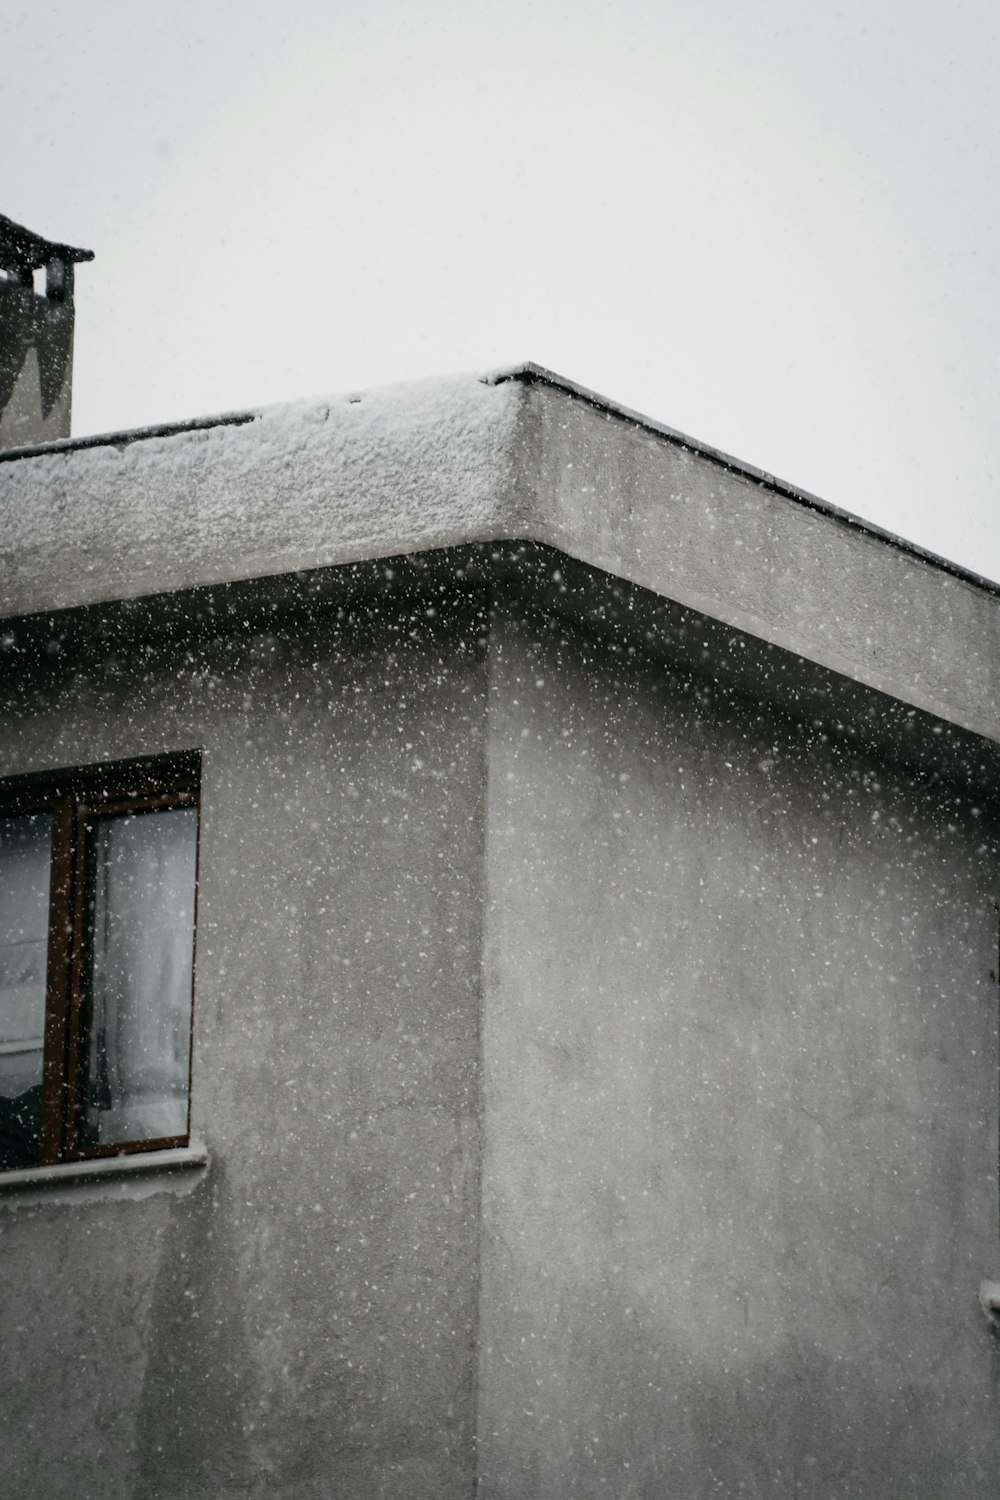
[1,364,997,748]
[1,360,992,600]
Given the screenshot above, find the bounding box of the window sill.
[0,1142,208,1208]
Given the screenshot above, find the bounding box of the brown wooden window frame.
[0,753,200,1169]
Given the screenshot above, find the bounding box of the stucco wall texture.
[479,602,1000,1497]
[0,594,489,1500]
[0,577,998,1497]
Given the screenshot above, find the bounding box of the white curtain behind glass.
[0,813,51,1166]
[85,805,197,1144]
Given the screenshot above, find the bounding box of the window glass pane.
[82,805,197,1146]
[0,813,51,1170]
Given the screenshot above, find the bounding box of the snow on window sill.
[0,1142,208,1207]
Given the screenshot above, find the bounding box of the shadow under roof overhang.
[1,539,998,815]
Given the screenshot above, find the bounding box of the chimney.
[0,214,93,450]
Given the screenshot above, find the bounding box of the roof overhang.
[1,363,998,751]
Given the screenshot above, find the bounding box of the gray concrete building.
[0,362,999,1498]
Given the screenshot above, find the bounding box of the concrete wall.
[0,591,489,1500]
[478,600,1000,1497]
[3,572,1000,1498]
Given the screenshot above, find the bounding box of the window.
[0,755,199,1171]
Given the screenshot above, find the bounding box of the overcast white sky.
[4,1,998,579]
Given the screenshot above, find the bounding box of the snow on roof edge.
[1,359,996,601]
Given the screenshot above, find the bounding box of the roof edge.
[2,358,995,601]
[0,408,259,463]
[486,362,1000,601]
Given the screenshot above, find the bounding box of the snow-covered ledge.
[0,1143,208,1208]
[1,362,998,747]
[0,371,524,618]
